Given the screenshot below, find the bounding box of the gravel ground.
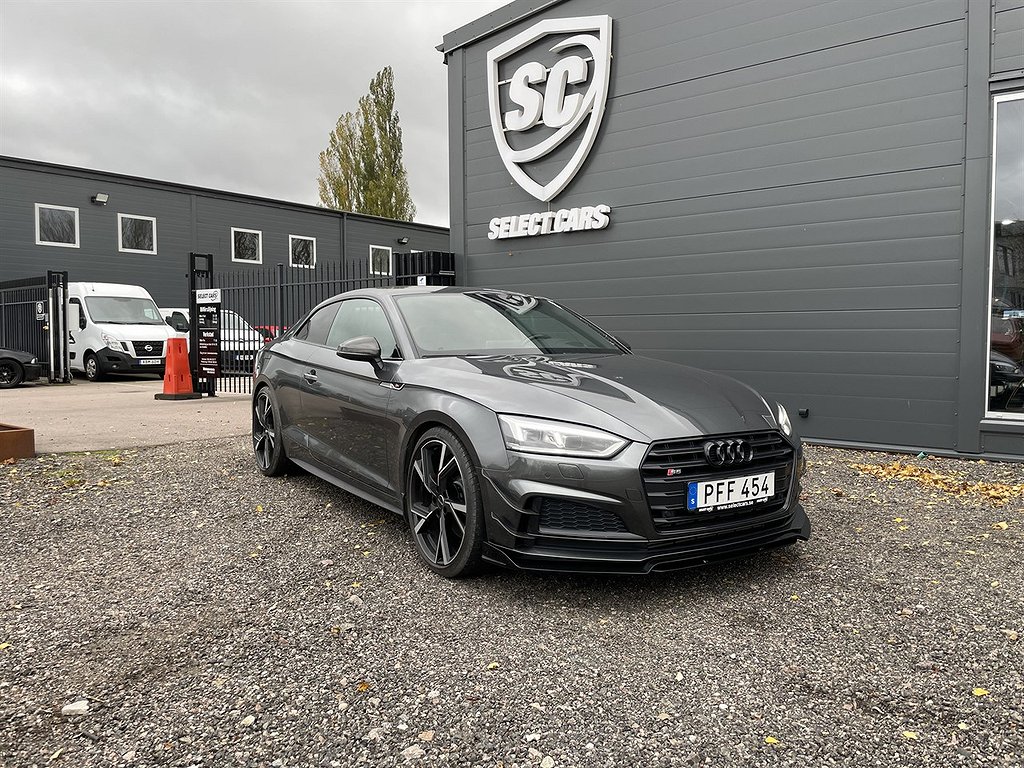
[1,439,1022,768]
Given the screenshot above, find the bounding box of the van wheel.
[84,353,103,382]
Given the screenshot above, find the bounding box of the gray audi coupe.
[251,287,810,577]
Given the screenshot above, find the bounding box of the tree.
[317,67,416,221]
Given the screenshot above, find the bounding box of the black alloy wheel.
[252,387,288,476]
[84,353,102,381]
[0,360,24,389]
[406,427,484,578]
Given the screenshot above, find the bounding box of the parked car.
[250,287,810,578]
[991,311,1024,364]
[67,282,174,380]
[990,349,1024,411]
[0,348,42,388]
[160,307,267,373]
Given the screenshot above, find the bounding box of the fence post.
[275,262,285,336]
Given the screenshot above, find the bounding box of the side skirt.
[290,457,404,517]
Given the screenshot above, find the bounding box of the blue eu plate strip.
[687,482,698,511]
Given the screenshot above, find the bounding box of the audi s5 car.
[251,287,810,577]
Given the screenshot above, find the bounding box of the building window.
[369,245,392,276]
[35,203,79,248]
[987,92,1024,417]
[117,213,157,254]
[290,235,316,269]
[231,227,263,264]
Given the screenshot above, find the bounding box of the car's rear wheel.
[253,387,289,476]
[0,359,24,388]
[406,427,484,578]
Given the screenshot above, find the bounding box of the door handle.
[303,370,318,383]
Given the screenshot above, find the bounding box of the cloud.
[0,0,507,227]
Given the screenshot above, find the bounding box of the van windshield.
[85,296,166,325]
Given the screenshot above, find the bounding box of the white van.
[67,282,176,381]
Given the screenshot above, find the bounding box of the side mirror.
[337,335,382,362]
[68,302,83,330]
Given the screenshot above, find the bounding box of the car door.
[299,298,402,495]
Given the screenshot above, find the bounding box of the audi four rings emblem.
[703,439,754,466]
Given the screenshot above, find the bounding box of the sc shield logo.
[487,16,612,202]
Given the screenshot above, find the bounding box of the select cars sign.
[486,15,613,240]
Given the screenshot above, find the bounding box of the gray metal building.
[0,156,450,308]
[441,0,1024,458]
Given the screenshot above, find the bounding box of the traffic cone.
[154,337,201,400]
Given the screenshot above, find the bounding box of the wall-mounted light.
[91,193,109,206]
[1001,219,1016,226]
[397,236,410,245]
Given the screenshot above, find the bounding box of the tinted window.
[326,299,400,358]
[395,292,622,356]
[295,303,341,346]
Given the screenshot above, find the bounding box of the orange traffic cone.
[154,337,201,400]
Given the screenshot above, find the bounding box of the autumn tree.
[317,66,416,221]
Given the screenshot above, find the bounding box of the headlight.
[498,415,628,458]
[776,402,793,436]
[30,357,37,364]
[101,332,122,351]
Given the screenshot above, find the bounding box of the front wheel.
[405,427,485,578]
[0,360,24,388]
[252,387,289,476]
[84,353,103,381]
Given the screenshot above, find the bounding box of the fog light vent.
[536,497,627,533]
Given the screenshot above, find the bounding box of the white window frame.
[117,213,158,255]
[984,90,1024,421]
[369,244,393,276]
[35,203,80,248]
[231,227,263,264]
[289,235,317,269]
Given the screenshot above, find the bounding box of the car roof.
[340,286,546,299]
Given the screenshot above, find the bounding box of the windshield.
[395,291,624,357]
[85,296,166,325]
[221,310,259,334]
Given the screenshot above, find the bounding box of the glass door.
[986,92,1024,418]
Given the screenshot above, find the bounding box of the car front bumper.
[478,433,810,574]
[22,362,43,382]
[96,349,165,375]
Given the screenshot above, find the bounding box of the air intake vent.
[536,497,628,533]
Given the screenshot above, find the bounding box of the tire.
[0,359,24,389]
[405,426,485,578]
[84,353,103,382]
[252,386,289,476]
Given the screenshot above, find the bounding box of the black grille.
[642,431,794,532]
[536,498,628,533]
[131,340,164,357]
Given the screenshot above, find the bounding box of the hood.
[399,353,779,442]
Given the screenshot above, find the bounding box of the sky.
[0,0,508,227]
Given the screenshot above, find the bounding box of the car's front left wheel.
[406,427,485,578]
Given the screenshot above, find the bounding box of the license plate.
[687,471,775,511]
[139,358,162,365]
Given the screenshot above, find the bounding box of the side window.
[326,299,400,358]
[294,303,341,346]
[69,298,86,329]
[168,311,189,332]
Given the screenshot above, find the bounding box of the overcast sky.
[0,0,508,227]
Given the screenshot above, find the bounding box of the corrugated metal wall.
[451,0,975,451]
[993,2,1024,76]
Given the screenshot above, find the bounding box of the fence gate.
[0,271,72,383]
[186,252,455,397]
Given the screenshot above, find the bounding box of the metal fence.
[0,271,71,383]
[188,252,455,396]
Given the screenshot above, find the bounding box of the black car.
[251,287,810,577]
[0,348,42,388]
[990,349,1024,411]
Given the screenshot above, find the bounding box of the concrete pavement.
[0,377,250,454]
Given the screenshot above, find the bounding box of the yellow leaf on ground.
[356,681,369,692]
[256,505,264,512]
[486,662,499,670]
[972,687,990,696]
[764,736,779,745]
[992,521,1009,530]
[902,731,919,740]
